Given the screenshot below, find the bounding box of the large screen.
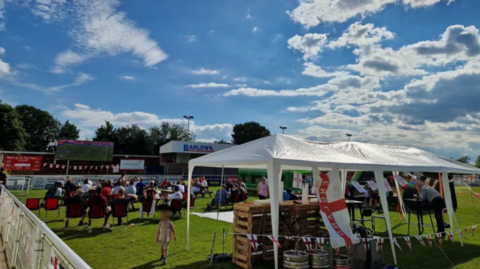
[55,140,114,161]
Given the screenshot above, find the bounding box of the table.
[403,198,435,235]
[345,200,366,225]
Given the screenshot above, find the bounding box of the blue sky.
[1,0,480,159]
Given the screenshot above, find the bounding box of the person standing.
[257,177,269,200]
[415,180,447,234]
[156,210,177,265]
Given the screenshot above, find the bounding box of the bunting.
[472,226,476,237]
[436,233,443,247]
[426,234,433,248]
[316,237,324,250]
[457,229,468,241]
[302,237,313,252]
[404,237,412,251]
[392,238,402,251]
[246,234,259,253]
[415,235,426,248]
[267,235,281,248]
[376,238,384,253]
[447,231,455,245]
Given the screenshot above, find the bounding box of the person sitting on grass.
[64,189,86,228]
[156,210,177,265]
[207,184,228,210]
[105,188,138,226]
[82,187,110,229]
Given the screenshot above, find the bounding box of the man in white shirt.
[177,183,185,193]
[167,186,183,206]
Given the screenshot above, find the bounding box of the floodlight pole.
[183,115,194,132]
[346,133,352,141]
[279,126,287,134]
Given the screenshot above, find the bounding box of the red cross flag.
[472,225,477,237]
[293,172,303,189]
[55,164,59,169]
[246,234,259,254]
[316,237,324,250]
[106,165,110,169]
[436,233,443,247]
[313,168,359,248]
[43,163,48,167]
[404,237,412,251]
[73,166,77,170]
[464,227,469,234]
[415,235,426,248]
[457,229,468,240]
[447,231,455,245]
[49,164,53,168]
[90,166,94,170]
[267,235,281,248]
[302,237,313,252]
[363,238,369,251]
[433,179,439,189]
[376,238,384,253]
[392,238,402,251]
[426,234,433,248]
[101,165,104,169]
[79,166,83,170]
[345,243,351,252]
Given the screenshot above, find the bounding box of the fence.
[0,186,91,269]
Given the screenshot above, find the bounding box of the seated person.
[226,179,234,193]
[141,186,158,218]
[238,179,247,191]
[125,180,137,210]
[101,183,112,200]
[283,190,290,201]
[105,188,138,226]
[368,188,381,208]
[44,182,63,201]
[161,178,170,189]
[229,184,241,203]
[167,186,183,202]
[286,189,300,200]
[176,182,185,193]
[192,179,202,194]
[416,180,447,234]
[82,187,110,229]
[111,182,124,197]
[64,189,86,228]
[207,185,228,210]
[136,179,147,199]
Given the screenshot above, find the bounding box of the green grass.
[10,187,480,269]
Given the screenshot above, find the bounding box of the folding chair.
[140,200,155,220]
[88,205,105,227]
[181,192,188,201]
[111,203,129,225]
[65,203,84,228]
[182,197,196,216]
[44,198,60,219]
[241,193,248,202]
[26,198,41,216]
[170,199,183,218]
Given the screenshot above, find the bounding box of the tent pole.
[374,170,397,265]
[441,172,462,246]
[186,165,195,251]
[266,162,281,269]
[392,171,407,220]
[340,169,347,194]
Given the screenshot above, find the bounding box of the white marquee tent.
[186,134,480,269]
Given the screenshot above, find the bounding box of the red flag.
[345,244,351,253]
[415,235,426,248]
[266,235,281,248]
[376,238,384,253]
[101,165,104,169]
[90,166,94,170]
[246,235,259,253]
[404,237,412,251]
[448,231,455,245]
[472,226,477,237]
[106,165,110,169]
[426,234,433,248]
[79,166,82,170]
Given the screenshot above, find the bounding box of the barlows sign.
[183,144,215,153]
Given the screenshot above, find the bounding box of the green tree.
[475,156,480,168]
[150,123,195,154]
[457,155,470,164]
[15,105,60,151]
[0,101,27,151]
[214,139,231,144]
[58,120,80,140]
[93,121,116,142]
[231,121,270,145]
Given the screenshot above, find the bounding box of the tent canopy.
[189,134,480,174]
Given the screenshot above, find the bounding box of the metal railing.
[0,186,91,269]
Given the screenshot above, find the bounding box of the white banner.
[120,159,145,170]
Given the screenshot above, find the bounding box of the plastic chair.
[170,199,183,218]
[181,192,188,201]
[111,203,129,225]
[113,195,120,200]
[66,204,84,219]
[241,193,248,202]
[44,198,60,218]
[140,200,155,220]
[182,197,196,216]
[26,198,41,216]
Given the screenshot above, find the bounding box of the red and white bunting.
[316,238,324,250]
[436,233,443,247]
[267,235,281,248]
[426,234,433,248]
[433,179,439,188]
[345,244,351,253]
[473,226,477,237]
[106,165,110,169]
[302,237,313,252]
[61,165,65,169]
[73,166,77,170]
[246,235,259,254]
[392,238,402,251]
[43,163,48,167]
[415,235,426,248]
[464,227,469,234]
[79,166,82,170]
[55,164,59,169]
[376,238,384,253]
[457,229,468,240]
[335,248,339,255]
[404,237,412,251]
[90,166,94,170]
[285,236,292,240]
[447,231,455,245]
[49,164,53,168]
[101,165,104,169]
[95,166,98,170]
[363,238,369,251]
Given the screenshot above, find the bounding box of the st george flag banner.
[293,171,303,189]
[313,168,359,248]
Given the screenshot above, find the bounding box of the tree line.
[456,156,480,168]
[0,101,272,155]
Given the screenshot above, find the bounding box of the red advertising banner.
[3,155,43,171]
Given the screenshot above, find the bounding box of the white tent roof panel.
[189,134,480,173]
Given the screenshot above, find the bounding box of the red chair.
[113,195,120,200]
[87,205,105,227]
[141,201,155,220]
[170,199,183,218]
[182,197,196,215]
[111,203,129,225]
[26,198,41,216]
[233,194,241,203]
[181,192,188,201]
[241,193,248,202]
[66,204,83,219]
[44,198,60,218]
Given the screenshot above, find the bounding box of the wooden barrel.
[283,251,309,269]
[311,250,329,268]
[333,255,351,269]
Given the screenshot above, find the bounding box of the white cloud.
[287,33,328,60]
[42,0,168,72]
[186,35,197,43]
[191,68,220,75]
[328,22,394,49]
[399,25,480,67]
[0,47,5,55]
[246,14,253,19]
[288,0,449,28]
[302,62,349,78]
[0,47,10,77]
[272,34,283,43]
[252,26,259,33]
[233,77,248,82]
[122,75,134,80]
[187,82,230,88]
[13,73,93,93]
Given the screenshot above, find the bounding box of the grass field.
[10,187,480,269]
[56,144,113,161]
